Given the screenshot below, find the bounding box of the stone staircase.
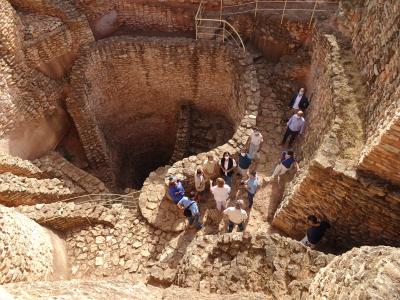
[169,104,192,165]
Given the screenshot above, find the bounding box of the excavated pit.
[68,37,246,189]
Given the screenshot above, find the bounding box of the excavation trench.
[68,37,246,189]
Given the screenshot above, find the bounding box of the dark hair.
[222,152,230,157]
[253,127,259,132]
[287,151,294,156]
[307,215,318,224]
[250,170,257,176]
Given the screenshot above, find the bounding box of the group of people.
[167,128,264,232]
[166,88,330,247]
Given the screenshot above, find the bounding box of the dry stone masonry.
[0,206,54,284]
[0,0,399,299]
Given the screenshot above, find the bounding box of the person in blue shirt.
[300,215,331,249]
[271,150,299,179]
[177,196,203,230]
[244,170,258,208]
[237,148,252,180]
[167,176,185,204]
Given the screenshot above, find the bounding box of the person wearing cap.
[194,168,206,201]
[281,110,305,147]
[177,196,203,230]
[246,127,263,159]
[203,154,218,181]
[210,177,231,211]
[167,176,185,204]
[223,200,248,232]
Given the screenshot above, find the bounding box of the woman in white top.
[210,177,231,211]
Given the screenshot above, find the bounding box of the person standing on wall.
[219,152,237,187]
[289,87,309,112]
[203,154,218,182]
[300,215,331,249]
[246,127,264,159]
[210,177,231,212]
[223,199,248,233]
[194,168,206,201]
[281,110,305,147]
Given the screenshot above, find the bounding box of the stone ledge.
[17,201,118,231]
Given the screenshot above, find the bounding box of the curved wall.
[68,37,246,186]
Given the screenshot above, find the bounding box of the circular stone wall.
[68,37,248,187]
[308,246,400,299]
[0,205,54,284]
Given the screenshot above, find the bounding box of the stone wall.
[338,1,400,186]
[0,172,78,206]
[17,201,117,231]
[308,245,400,299]
[175,232,333,298]
[0,205,54,284]
[34,151,108,194]
[273,161,400,250]
[271,28,400,250]
[67,37,254,185]
[0,0,64,137]
[0,152,43,178]
[2,280,267,299]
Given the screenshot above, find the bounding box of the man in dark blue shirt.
[238,148,252,179]
[167,176,185,204]
[300,215,331,249]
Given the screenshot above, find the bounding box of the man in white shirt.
[246,127,263,159]
[223,200,248,232]
[281,110,305,147]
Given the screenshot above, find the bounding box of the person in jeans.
[237,148,252,180]
[244,171,258,208]
[167,176,185,204]
[246,127,264,159]
[177,196,203,230]
[300,215,331,249]
[223,200,248,232]
[194,168,206,201]
[219,151,237,187]
[272,150,299,179]
[289,87,309,112]
[210,177,231,211]
[281,110,305,147]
